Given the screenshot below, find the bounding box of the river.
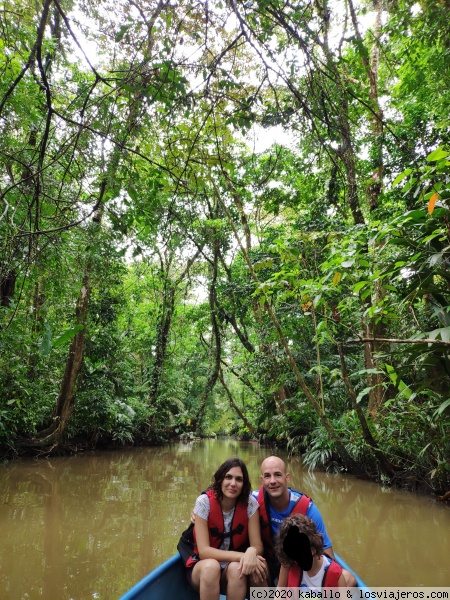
[0,439,449,599]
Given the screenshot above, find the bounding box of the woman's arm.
[247,508,264,556]
[238,508,264,575]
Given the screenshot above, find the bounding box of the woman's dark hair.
[210,457,251,503]
[275,514,324,567]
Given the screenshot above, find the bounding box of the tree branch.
[347,337,450,347]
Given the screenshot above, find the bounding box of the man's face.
[261,457,290,499]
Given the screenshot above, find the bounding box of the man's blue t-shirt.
[252,488,332,549]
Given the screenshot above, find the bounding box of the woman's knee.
[197,559,222,584]
[225,562,247,584]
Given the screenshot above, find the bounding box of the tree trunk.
[51,272,91,442]
[148,248,202,406]
[349,0,387,416]
[0,270,16,307]
[148,282,176,405]
[337,343,398,479]
[191,239,221,432]
[28,280,46,377]
[218,368,258,437]
[29,270,91,449]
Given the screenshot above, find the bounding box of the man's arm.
[305,501,334,558]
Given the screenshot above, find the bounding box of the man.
[252,456,334,585]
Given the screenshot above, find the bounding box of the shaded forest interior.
[0,0,449,497]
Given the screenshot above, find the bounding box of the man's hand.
[249,556,270,586]
[238,547,258,577]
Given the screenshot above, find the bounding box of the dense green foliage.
[0,0,449,494]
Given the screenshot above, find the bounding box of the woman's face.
[221,466,244,501]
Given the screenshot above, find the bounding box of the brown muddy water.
[0,438,449,599]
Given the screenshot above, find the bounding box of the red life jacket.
[287,558,342,588]
[185,489,249,568]
[257,486,311,555]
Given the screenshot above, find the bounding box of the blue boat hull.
[119,552,367,600]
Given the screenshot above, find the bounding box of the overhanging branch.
[347,337,450,347]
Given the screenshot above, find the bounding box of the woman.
[184,457,265,600]
[275,514,355,589]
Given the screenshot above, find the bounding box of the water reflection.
[0,439,449,599]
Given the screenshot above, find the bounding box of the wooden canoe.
[119,552,367,600]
